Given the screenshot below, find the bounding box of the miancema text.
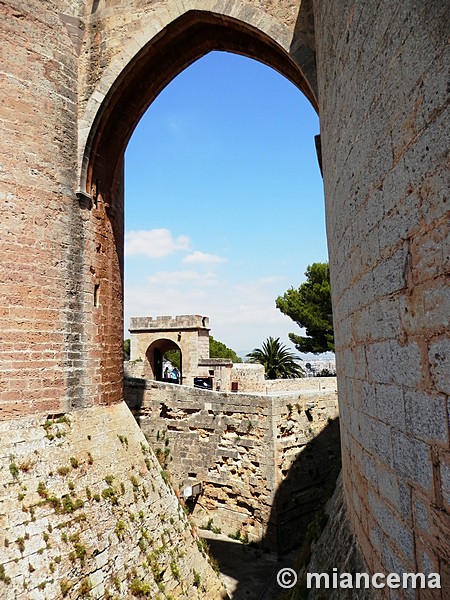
[307,570,441,590]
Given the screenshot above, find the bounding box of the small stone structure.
[125,377,340,553]
[129,315,211,385]
[129,314,268,392]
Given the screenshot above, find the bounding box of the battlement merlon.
[129,315,210,333]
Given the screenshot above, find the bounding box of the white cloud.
[255,275,284,285]
[124,271,299,352]
[166,114,186,135]
[183,251,228,265]
[148,270,218,286]
[125,229,190,259]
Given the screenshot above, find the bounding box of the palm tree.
[246,337,304,379]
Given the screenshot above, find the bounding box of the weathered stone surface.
[316,1,449,594]
[125,377,340,553]
[0,1,448,597]
[0,403,227,599]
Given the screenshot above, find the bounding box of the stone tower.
[0,1,448,597]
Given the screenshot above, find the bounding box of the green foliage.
[9,462,19,479]
[150,562,164,584]
[80,578,92,595]
[196,538,208,555]
[61,495,83,513]
[202,518,221,534]
[129,576,146,595]
[209,336,242,363]
[124,338,130,360]
[115,520,126,540]
[276,262,334,354]
[118,435,128,447]
[60,580,71,597]
[47,495,61,511]
[170,560,180,580]
[102,487,119,505]
[227,529,242,541]
[42,415,70,440]
[0,564,11,584]
[37,482,48,498]
[164,349,180,369]
[193,570,201,588]
[246,337,304,379]
[70,536,87,564]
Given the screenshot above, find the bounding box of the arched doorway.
[78,8,317,407]
[80,10,317,203]
[145,339,182,383]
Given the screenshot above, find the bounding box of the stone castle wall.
[0,402,226,599]
[0,0,448,597]
[124,378,340,552]
[264,376,338,393]
[316,2,450,594]
[0,0,124,417]
[230,363,266,392]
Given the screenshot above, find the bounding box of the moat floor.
[201,531,298,599]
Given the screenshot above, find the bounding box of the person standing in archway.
[171,367,180,384]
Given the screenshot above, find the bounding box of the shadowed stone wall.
[125,377,340,553]
[315,2,450,594]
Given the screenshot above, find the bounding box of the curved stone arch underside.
[78,2,317,197]
[145,338,182,380]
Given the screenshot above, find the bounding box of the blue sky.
[124,51,328,356]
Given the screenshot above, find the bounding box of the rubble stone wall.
[265,376,338,393]
[124,378,340,551]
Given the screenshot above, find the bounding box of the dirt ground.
[200,530,299,599]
